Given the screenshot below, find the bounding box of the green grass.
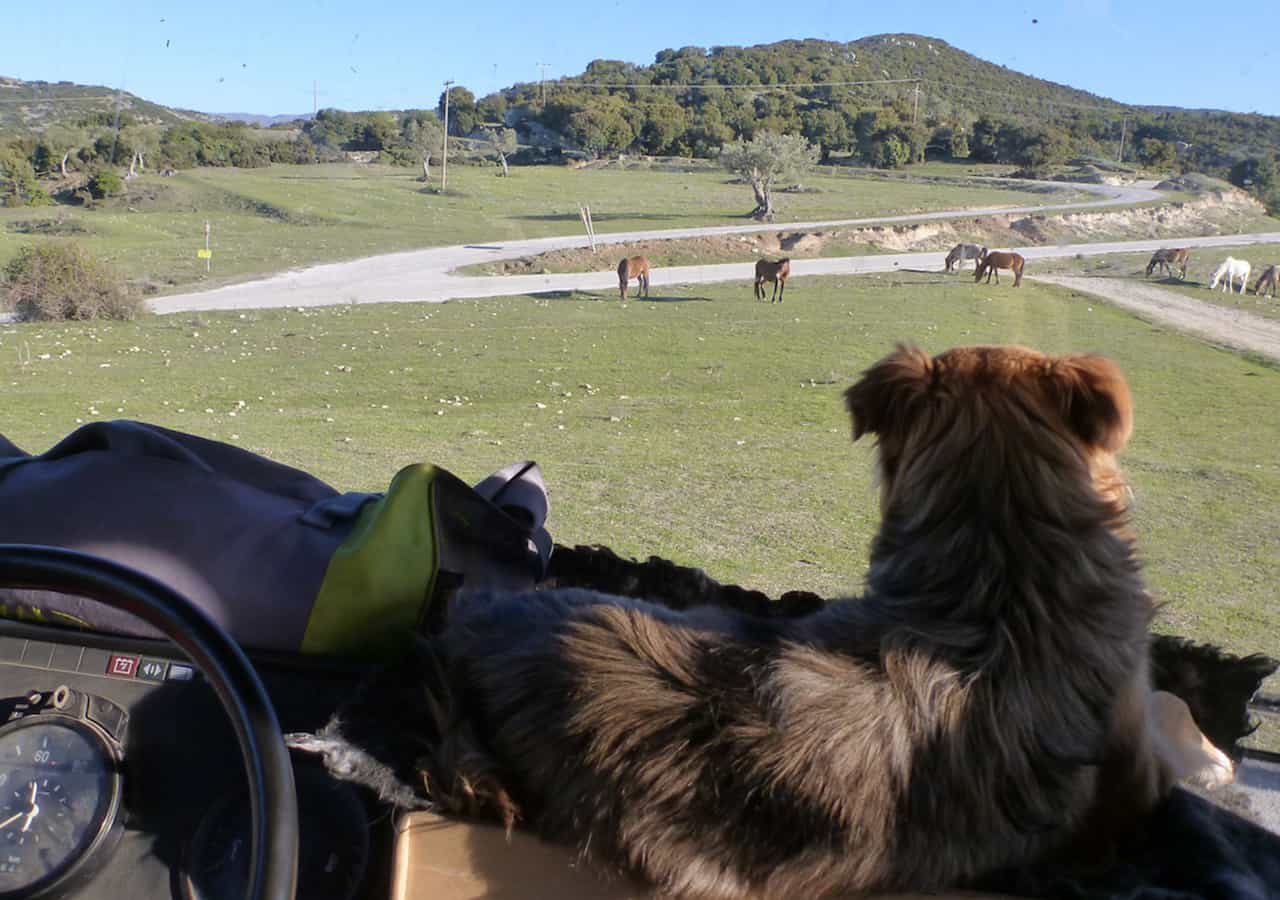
[1,162,1086,294]
[3,272,1277,691]
[1037,245,1280,321]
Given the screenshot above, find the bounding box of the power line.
[545,76,1135,115]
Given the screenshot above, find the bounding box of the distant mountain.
[203,112,313,127]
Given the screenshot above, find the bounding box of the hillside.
[0,76,202,134]
[488,34,1280,175]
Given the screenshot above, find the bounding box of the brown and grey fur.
[1146,248,1190,280]
[1254,264,1279,298]
[410,344,1172,898]
[975,250,1025,287]
[944,242,987,273]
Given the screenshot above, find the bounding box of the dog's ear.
[1050,354,1134,452]
[845,344,934,442]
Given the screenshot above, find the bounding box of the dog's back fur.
[414,344,1169,898]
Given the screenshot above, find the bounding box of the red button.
[106,654,139,677]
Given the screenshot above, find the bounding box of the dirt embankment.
[471,188,1271,277]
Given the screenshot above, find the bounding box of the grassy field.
[3,272,1277,699]
[1,163,1087,295]
[1037,244,1280,321]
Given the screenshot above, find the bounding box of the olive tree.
[718,131,818,220]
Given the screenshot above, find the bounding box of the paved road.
[150,178,1171,314]
[1237,751,1280,835]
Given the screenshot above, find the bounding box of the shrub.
[88,169,124,199]
[0,151,51,207]
[2,244,141,321]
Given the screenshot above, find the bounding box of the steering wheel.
[0,544,299,900]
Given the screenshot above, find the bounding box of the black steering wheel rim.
[0,544,298,900]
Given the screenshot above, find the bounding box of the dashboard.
[0,619,388,900]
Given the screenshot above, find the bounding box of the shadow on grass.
[528,290,713,303]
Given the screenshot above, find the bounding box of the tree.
[0,151,49,206]
[949,129,970,159]
[718,131,818,220]
[869,134,910,169]
[88,169,124,199]
[438,87,479,137]
[41,125,88,177]
[1230,155,1277,196]
[404,115,444,181]
[118,125,160,178]
[565,100,635,157]
[1136,137,1177,170]
[483,127,518,176]
[970,116,1004,163]
[800,107,851,161]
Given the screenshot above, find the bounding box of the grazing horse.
[617,256,650,301]
[1208,257,1251,295]
[974,250,1025,287]
[1146,247,1190,280]
[944,243,987,273]
[1254,264,1279,298]
[754,257,791,302]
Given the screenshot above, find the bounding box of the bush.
[2,244,141,321]
[88,169,124,199]
[0,151,51,207]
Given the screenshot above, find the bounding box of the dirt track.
[1032,276,1280,364]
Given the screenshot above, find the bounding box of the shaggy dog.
[353,343,1185,899]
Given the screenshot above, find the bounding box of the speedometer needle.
[0,813,21,830]
[20,782,39,833]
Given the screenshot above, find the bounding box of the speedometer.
[0,717,122,899]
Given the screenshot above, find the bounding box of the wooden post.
[579,205,596,253]
[204,221,211,274]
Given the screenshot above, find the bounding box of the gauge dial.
[182,765,370,900]
[0,717,121,899]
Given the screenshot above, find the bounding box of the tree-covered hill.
[0,76,203,134]
[481,34,1278,200]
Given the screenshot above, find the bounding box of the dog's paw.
[1148,691,1237,790]
[1184,745,1235,790]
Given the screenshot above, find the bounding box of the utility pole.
[536,63,550,109]
[313,80,318,116]
[441,79,454,193]
[1118,115,1128,164]
[911,81,921,126]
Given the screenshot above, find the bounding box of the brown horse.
[1146,248,1190,280]
[754,257,790,302]
[974,251,1025,287]
[617,256,650,301]
[1254,264,1279,298]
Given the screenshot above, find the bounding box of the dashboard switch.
[106,654,139,678]
[136,659,168,682]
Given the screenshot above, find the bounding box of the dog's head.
[844,344,1134,520]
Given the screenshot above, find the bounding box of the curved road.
[151,179,1174,314]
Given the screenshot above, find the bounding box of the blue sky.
[6,0,1277,117]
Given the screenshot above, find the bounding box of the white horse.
[1209,257,1251,294]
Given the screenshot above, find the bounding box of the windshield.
[2,5,1277,727]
